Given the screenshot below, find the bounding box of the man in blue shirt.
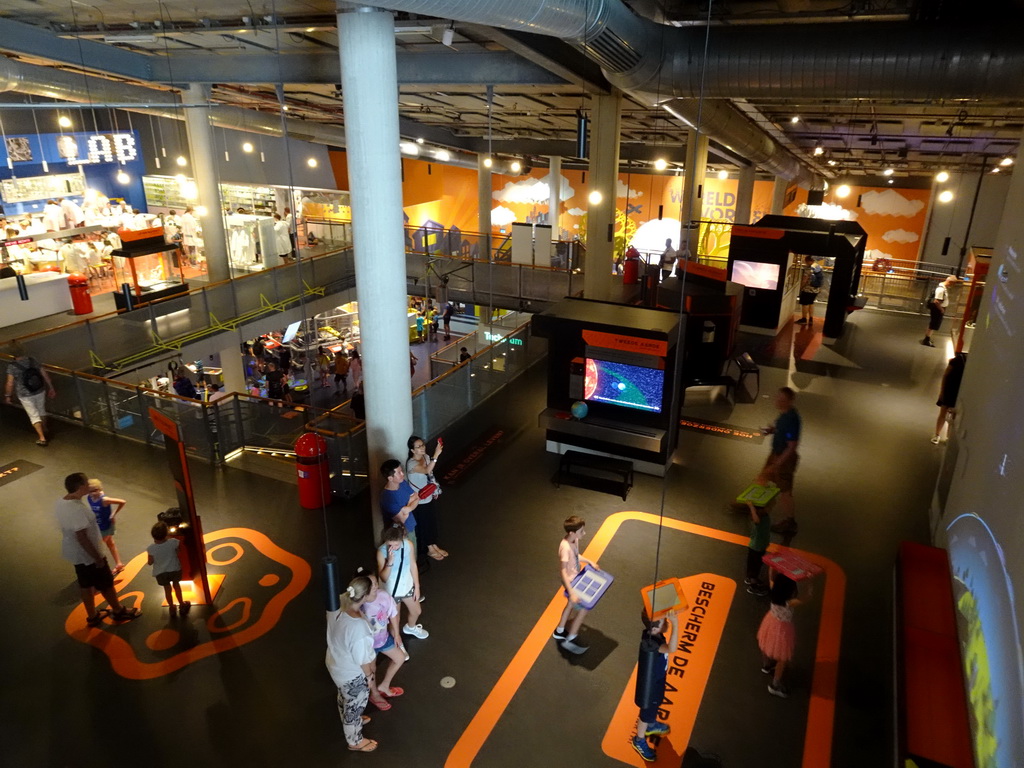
[379,459,420,552]
[758,387,801,535]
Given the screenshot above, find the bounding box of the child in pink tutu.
[756,572,800,698]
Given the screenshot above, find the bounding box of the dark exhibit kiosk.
[110,226,189,311]
[727,215,867,340]
[532,298,683,478]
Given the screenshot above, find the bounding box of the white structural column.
[182,84,230,283]
[584,93,621,300]
[219,344,246,394]
[547,156,562,236]
[680,130,709,258]
[735,165,756,225]
[337,6,413,525]
[477,153,492,258]
[771,175,788,215]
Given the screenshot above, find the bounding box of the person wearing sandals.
[4,341,56,446]
[377,525,429,641]
[87,478,127,575]
[55,473,141,627]
[326,576,378,753]
[406,435,448,561]
[353,566,407,712]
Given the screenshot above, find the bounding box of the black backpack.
[17,359,45,394]
[809,267,823,289]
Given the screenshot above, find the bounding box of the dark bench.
[557,450,634,501]
[731,352,760,398]
[895,541,973,768]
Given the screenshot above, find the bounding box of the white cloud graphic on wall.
[615,178,643,199]
[882,229,920,244]
[567,207,586,217]
[493,173,575,204]
[491,206,517,226]
[859,189,925,217]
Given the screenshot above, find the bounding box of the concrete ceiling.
[0,1,1019,180]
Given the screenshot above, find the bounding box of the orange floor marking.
[602,574,736,766]
[158,573,225,607]
[443,511,845,768]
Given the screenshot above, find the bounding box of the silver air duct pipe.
[0,56,347,146]
[370,0,1024,180]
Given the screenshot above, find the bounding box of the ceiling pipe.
[0,56,346,146]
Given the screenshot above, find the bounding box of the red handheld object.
[417,483,438,499]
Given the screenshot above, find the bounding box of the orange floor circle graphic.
[146,629,181,651]
[208,597,253,633]
[206,542,243,565]
[259,573,280,587]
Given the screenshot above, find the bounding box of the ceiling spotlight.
[991,166,1001,174]
[307,157,318,168]
[1000,156,1014,166]
[58,115,72,128]
[935,170,950,183]
[510,160,522,173]
[791,116,799,123]
[883,168,894,176]
[717,169,728,180]
[835,184,851,198]
[827,159,837,166]
[483,156,493,168]
[242,142,254,153]
[653,158,668,171]
[176,155,187,167]
[887,179,894,184]
[416,137,425,145]
[813,144,824,157]
[116,170,130,184]
[939,190,954,203]
[434,149,451,162]
[400,142,420,156]
[588,190,603,205]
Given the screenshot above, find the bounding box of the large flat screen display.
[732,260,781,290]
[584,358,664,413]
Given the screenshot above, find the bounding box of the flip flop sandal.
[112,565,126,575]
[348,739,378,752]
[380,686,404,698]
[86,609,111,627]
[369,697,392,711]
[112,607,142,621]
[428,551,445,560]
[360,715,371,725]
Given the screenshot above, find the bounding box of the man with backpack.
[4,342,56,445]
[796,255,824,325]
[922,275,958,347]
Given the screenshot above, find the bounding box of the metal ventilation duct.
[370,0,1024,179]
[0,57,347,146]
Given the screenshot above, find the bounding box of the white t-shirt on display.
[325,610,375,687]
[55,497,104,565]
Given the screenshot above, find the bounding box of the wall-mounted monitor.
[584,358,664,413]
[731,260,781,290]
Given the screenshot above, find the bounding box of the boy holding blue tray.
[553,515,598,655]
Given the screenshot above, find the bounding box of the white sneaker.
[930,435,941,444]
[402,623,429,639]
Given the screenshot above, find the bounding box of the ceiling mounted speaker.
[807,189,825,206]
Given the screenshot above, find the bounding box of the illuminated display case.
[110,227,189,311]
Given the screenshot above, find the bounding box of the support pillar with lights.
[771,176,788,215]
[680,130,708,259]
[547,156,562,236]
[478,153,492,259]
[181,84,230,283]
[735,165,756,226]
[583,92,621,301]
[337,6,413,539]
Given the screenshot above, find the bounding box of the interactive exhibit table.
[110,226,188,311]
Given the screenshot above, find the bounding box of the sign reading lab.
[61,132,138,166]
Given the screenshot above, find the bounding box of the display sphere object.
[570,401,588,420]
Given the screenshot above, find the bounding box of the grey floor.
[0,308,950,767]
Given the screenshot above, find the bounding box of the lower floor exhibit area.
[0,308,965,766]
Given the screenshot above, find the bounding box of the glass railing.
[1,353,370,495]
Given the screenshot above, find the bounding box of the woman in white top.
[377,524,429,641]
[406,435,448,560]
[325,576,378,753]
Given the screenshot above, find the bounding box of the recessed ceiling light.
[434,149,450,162]
[307,157,318,168]
[653,158,668,171]
[813,145,824,156]
[416,137,424,144]
[939,190,954,203]
[400,142,420,156]
[176,155,187,166]
[483,156,492,168]
[510,160,522,173]
[887,179,894,184]
[883,168,894,176]
[1000,156,1014,166]
[588,190,603,205]
[827,159,837,166]
[58,115,72,128]
[717,169,728,180]
[835,184,851,198]
[935,170,950,183]
[242,142,254,153]
[791,116,799,123]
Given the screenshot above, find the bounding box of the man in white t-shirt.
[56,472,141,627]
[659,238,677,281]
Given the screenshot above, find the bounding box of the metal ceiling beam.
[0,17,153,80]
[150,50,568,86]
[469,26,611,94]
